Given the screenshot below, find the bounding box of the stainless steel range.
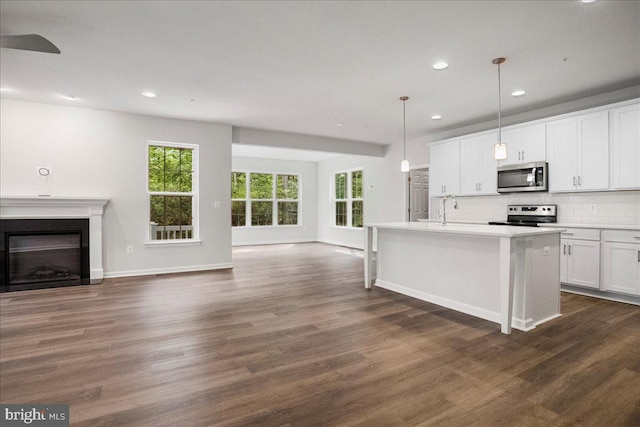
[488,204,557,227]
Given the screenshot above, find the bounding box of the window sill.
[330,226,364,230]
[144,239,202,247]
[232,225,304,229]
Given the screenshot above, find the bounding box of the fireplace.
[0,219,90,292]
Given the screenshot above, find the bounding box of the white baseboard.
[561,285,640,306]
[375,279,536,332]
[232,239,315,247]
[104,263,233,279]
[316,238,363,250]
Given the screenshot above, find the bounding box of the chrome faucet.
[439,195,458,226]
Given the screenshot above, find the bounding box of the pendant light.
[493,57,507,160]
[400,96,410,172]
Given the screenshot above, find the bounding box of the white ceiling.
[1,1,639,150]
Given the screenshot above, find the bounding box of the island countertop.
[364,221,565,237]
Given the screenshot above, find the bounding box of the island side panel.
[530,233,562,325]
[375,228,502,321]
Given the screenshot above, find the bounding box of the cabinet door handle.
[479,183,482,191]
[518,151,521,161]
[578,176,582,186]
[572,176,576,186]
[634,236,640,240]
[563,244,566,255]
[568,245,571,255]
[638,250,640,262]
[521,151,525,161]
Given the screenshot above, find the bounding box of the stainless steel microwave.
[497,161,548,193]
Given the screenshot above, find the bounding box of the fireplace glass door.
[8,233,82,285]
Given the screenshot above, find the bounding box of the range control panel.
[506,205,557,217]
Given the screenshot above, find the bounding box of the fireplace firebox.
[0,219,90,292]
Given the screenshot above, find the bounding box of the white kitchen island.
[364,222,565,334]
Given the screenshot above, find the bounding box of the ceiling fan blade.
[0,34,60,54]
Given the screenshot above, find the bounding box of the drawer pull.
[634,236,640,240]
[561,233,573,236]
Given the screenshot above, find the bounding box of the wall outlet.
[543,246,550,256]
[126,245,134,254]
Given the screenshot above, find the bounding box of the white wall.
[231,156,318,245]
[0,99,232,277]
[317,154,388,249]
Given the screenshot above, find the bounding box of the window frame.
[146,140,200,244]
[333,167,364,229]
[231,169,302,228]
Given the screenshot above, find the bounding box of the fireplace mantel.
[1,196,110,283]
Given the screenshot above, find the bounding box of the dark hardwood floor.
[1,242,639,426]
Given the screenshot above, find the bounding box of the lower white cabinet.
[602,230,640,296]
[560,229,600,289]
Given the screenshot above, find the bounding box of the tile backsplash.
[430,190,640,225]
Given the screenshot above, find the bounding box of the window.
[334,169,363,228]
[231,171,300,227]
[148,142,198,241]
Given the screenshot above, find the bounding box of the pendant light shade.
[400,96,410,171]
[493,57,508,160]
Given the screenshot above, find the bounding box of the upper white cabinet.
[460,132,498,195]
[610,103,640,190]
[430,140,460,196]
[498,124,546,166]
[546,111,609,192]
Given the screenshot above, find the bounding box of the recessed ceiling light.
[580,0,598,3]
[142,91,156,98]
[431,114,442,120]
[336,123,344,127]
[511,90,526,97]
[61,94,79,101]
[432,61,449,70]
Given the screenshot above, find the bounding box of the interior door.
[410,169,429,221]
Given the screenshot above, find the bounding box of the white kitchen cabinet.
[610,103,640,190]
[498,124,546,166]
[429,140,460,196]
[560,228,600,289]
[602,230,640,296]
[460,132,498,195]
[547,111,609,192]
